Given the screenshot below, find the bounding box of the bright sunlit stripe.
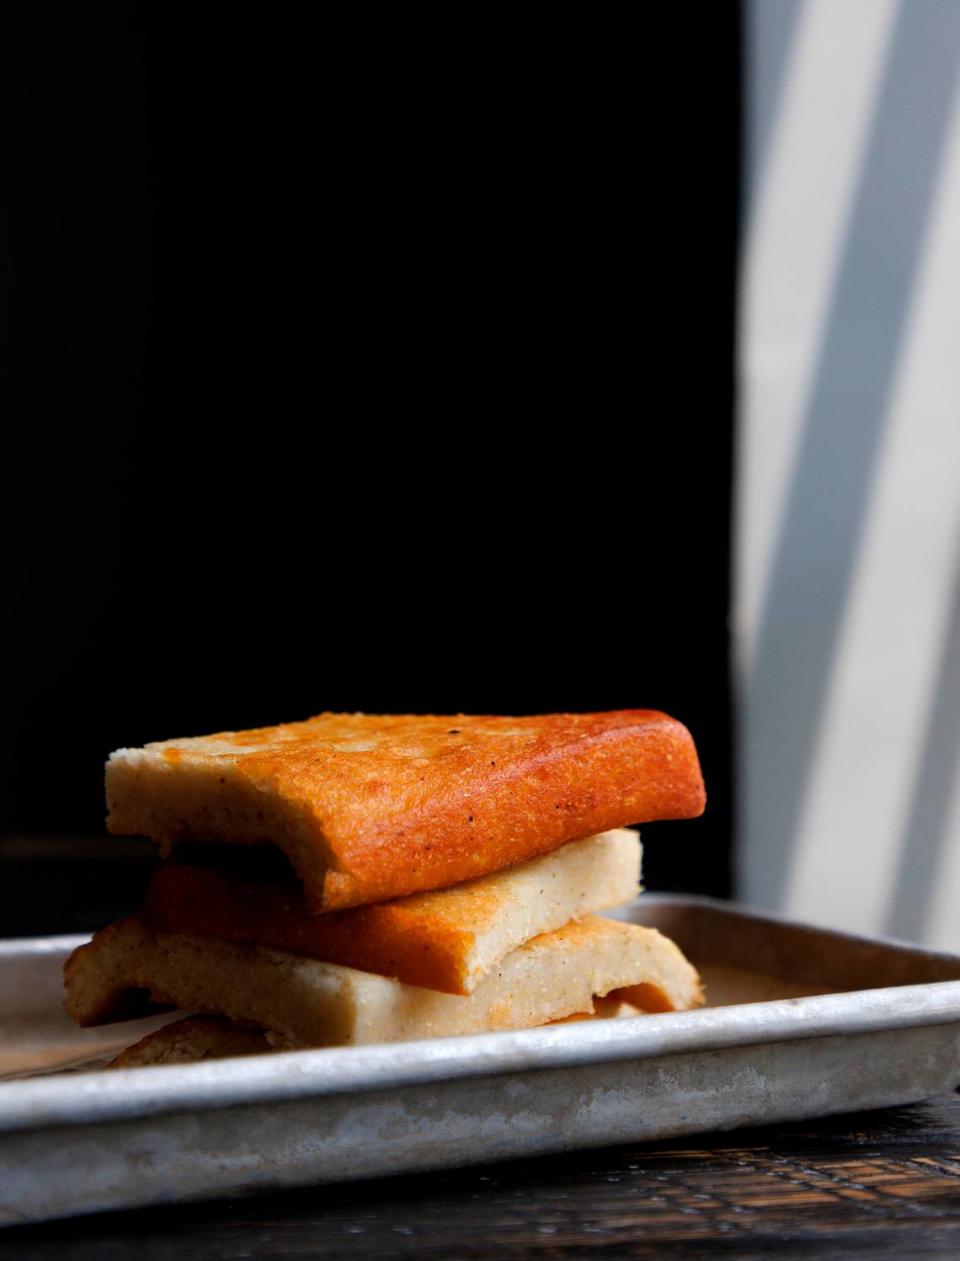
[784,74,960,933]
[926,739,960,952]
[736,0,898,678]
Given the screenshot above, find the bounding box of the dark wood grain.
[3,1094,960,1259]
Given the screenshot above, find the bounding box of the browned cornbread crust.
[106,710,705,910]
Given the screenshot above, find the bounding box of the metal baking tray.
[2,894,959,1227]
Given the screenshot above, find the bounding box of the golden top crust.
[107,710,705,910]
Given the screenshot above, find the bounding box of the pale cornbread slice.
[145,829,642,995]
[105,710,705,911]
[65,916,703,1049]
[109,997,652,1067]
[109,1016,271,1067]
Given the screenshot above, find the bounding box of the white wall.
[737,0,960,948]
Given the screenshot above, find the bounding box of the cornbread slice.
[145,829,642,995]
[65,916,703,1048]
[106,710,705,910]
[109,1016,271,1067]
[110,997,652,1067]
[104,974,683,1068]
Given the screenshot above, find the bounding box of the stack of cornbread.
[64,711,707,1064]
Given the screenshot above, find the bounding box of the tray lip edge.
[619,893,960,965]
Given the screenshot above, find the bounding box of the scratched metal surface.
[1,896,959,1227]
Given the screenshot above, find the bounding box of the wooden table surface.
[3,1092,959,1259]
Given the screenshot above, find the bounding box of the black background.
[3,6,740,932]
